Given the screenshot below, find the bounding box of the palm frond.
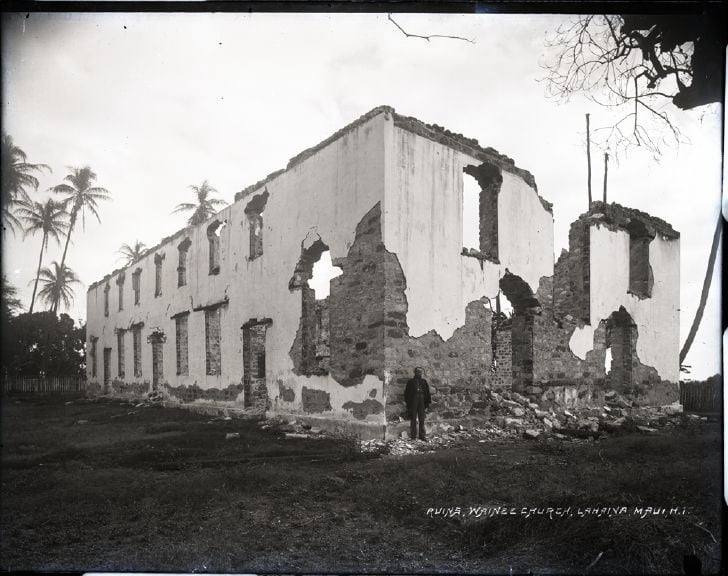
[172,203,198,213]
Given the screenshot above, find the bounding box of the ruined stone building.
[86,106,680,438]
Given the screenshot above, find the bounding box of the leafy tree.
[16,199,69,313]
[1,275,25,372]
[1,274,24,321]
[1,311,85,377]
[50,166,111,274]
[37,261,81,314]
[117,240,147,265]
[542,12,725,157]
[172,180,228,225]
[1,133,51,235]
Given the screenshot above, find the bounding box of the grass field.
[0,395,722,574]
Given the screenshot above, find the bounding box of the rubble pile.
[130,390,164,408]
[366,388,696,455]
[362,423,517,456]
[256,389,704,457]
[257,417,326,439]
[460,387,689,440]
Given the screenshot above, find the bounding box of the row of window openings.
[104,217,264,316]
[90,308,239,379]
[93,248,338,380]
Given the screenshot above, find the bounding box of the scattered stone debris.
[248,390,705,457]
[130,390,165,409]
[255,417,329,439]
[361,423,518,456]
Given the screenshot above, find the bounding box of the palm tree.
[50,166,111,274]
[117,240,147,265]
[16,199,69,314]
[37,261,80,314]
[1,134,51,235]
[172,180,227,225]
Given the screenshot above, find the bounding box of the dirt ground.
[0,395,722,574]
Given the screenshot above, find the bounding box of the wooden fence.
[2,376,87,395]
[680,380,721,415]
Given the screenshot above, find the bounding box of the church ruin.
[86,106,680,438]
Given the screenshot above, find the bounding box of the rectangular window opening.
[463,164,501,261]
[462,172,480,252]
[256,351,266,379]
[104,284,110,317]
[245,190,268,261]
[207,222,224,275]
[176,314,189,375]
[629,231,652,298]
[132,269,141,305]
[204,307,221,375]
[133,325,142,377]
[116,272,125,311]
[117,330,126,379]
[178,239,191,287]
[243,320,269,409]
[154,254,164,297]
[90,336,98,378]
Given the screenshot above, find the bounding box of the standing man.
[405,367,431,441]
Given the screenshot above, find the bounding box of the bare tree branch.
[539,14,719,158]
[388,14,475,44]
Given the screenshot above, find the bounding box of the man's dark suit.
[404,376,431,440]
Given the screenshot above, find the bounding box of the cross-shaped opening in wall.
[308,250,343,300]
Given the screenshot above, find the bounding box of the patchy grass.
[0,395,721,573]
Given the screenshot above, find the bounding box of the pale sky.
[2,12,722,379]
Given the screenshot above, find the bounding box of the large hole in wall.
[309,250,343,299]
[605,306,638,393]
[604,347,613,373]
[490,292,514,374]
[289,239,342,376]
[499,271,541,393]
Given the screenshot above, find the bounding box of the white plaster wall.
[568,223,680,382]
[382,122,554,340]
[497,171,555,290]
[87,113,389,423]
